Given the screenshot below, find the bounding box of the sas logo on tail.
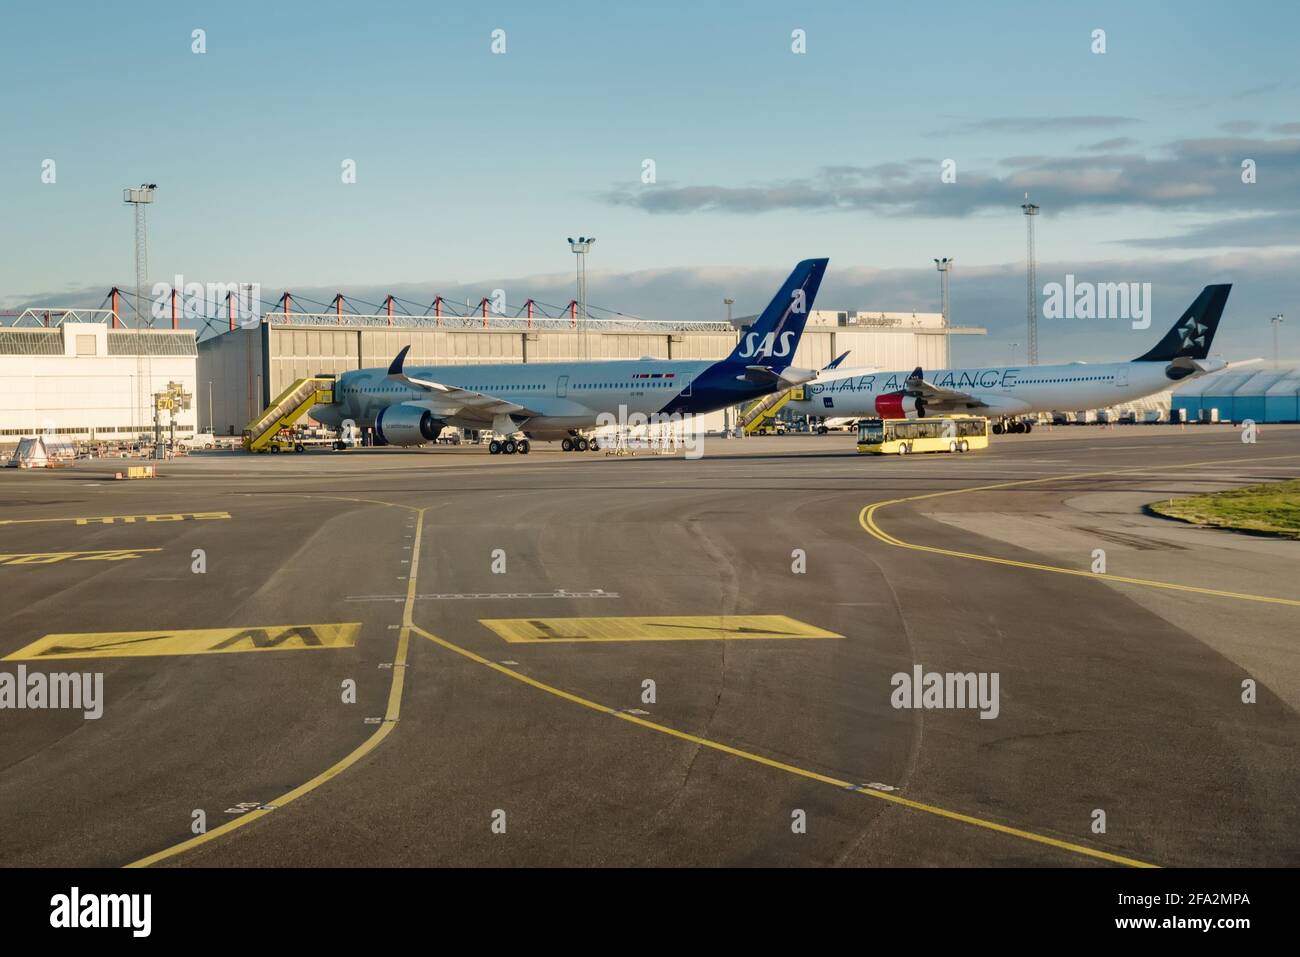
[739,330,796,359]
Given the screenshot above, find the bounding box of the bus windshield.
[857,419,885,444]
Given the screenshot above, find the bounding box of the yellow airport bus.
[856,415,990,455]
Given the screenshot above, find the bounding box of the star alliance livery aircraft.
[311,258,828,453]
[787,284,1232,433]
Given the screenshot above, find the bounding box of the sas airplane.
[311,258,829,453]
[787,284,1232,434]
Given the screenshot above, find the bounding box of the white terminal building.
[0,314,198,445]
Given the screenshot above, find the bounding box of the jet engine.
[375,404,444,446]
[874,393,925,419]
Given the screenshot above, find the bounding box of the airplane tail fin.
[387,345,412,375]
[1132,284,1231,362]
[824,350,851,370]
[724,258,828,367]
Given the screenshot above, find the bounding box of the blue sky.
[2,1,1298,363]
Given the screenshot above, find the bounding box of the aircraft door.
[556,374,568,398]
[1115,366,1129,387]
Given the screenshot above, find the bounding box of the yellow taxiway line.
[860,453,1300,607]
[409,622,1155,867]
[137,457,1286,869]
[0,511,231,526]
[125,506,425,868]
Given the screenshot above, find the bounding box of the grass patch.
[1148,479,1300,539]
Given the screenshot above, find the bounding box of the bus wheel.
[489,440,501,455]
[948,441,958,453]
[898,443,910,455]
[960,440,970,452]
[561,438,574,452]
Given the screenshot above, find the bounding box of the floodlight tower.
[124,183,158,435]
[568,236,595,359]
[933,257,953,367]
[1021,199,1039,365]
[1272,314,1285,369]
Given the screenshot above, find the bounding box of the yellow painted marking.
[126,504,426,869]
[0,511,231,527]
[480,614,843,644]
[858,453,1300,607]
[6,623,361,661]
[0,548,161,566]
[410,623,1154,868]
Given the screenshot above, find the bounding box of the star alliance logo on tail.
[1179,317,1208,351]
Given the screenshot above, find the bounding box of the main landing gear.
[991,417,1034,435]
[489,437,530,455]
[560,435,600,452]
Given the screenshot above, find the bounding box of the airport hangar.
[0,308,198,446]
[197,306,982,436]
[1172,366,1300,424]
[0,297,974,446]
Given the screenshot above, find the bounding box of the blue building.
[1173,367,1300,423]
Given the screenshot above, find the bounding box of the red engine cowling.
[874,393,924,419]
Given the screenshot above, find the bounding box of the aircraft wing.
[740,364,818,387]
[902,367,990,411]
[386,346,537,419]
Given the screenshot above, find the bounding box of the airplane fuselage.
[790,360,1204,420]
[314,357,771,441]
